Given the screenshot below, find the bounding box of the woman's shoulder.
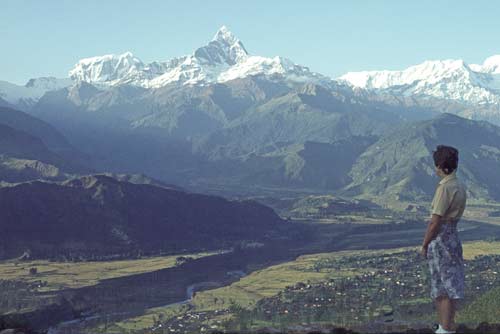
[443,177,465,190]
[451,178,467,203]
[454,177,467,192]
[434,180,462,201]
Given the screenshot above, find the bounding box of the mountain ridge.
[0,174,286,260]
[68,25,331,89]
[340,112,500,203]
[2,26,500,126]
[339,57,500,105]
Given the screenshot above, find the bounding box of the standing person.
[420,145,467,334]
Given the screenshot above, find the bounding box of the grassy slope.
[0,251,221,292]
[457,285,500,324]
[8,238,496,332]
[109,240,500,332]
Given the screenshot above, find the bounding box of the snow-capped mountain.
[3,25,500,113]
[0,77,72,107]
[68,52,150,86]
[69,26,330,88]
[339,57,500,105]
[470,55,500,75]
[0,26,331,107]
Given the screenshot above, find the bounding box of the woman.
[421,145,467,334]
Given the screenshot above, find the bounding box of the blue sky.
[2,0,499,84]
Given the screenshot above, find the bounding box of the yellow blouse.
[430,170,467,221]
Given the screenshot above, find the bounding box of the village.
[146,250,500,333]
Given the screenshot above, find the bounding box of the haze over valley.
[1,23,500,334]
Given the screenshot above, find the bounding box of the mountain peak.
[478,55,500,74]
[339,56,500,104]
[69,52,145,84]
[434,112,464,121]
[212,25,237,43]
[193,25,248,65]
[64,25,325,89]
[24,76,72,91]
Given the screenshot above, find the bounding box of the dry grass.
[0,250,222,292]
[101,240,500,331]
[462,240,500,260]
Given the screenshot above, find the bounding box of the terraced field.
[98,240,500,334]
[0,251,223,292]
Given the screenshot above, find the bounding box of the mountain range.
[341,113,500,203]
[1,26,500,205]
[2,24,500,334]
[0,174,285,260]
[2,26,500,121]
[0,106,89,183]
[340,56,500,105]
[340,57,500,125]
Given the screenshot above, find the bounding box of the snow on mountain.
[195,25,248,65]
[69,25,331,88]
[68,51,167,87]
[5,25,500,110]
[4,25,327,106]
[0,77,72,107]
[25,77,73,91]
[469,55,500,92]
[339,57,500,105]
[69,52,142,84]
[471,55,500,74]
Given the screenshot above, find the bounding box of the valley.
[1,202,499,333]
[1,21,500,334]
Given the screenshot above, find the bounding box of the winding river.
[47,270,247,334]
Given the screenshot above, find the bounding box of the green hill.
[341,113,500,203]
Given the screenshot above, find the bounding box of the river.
[47,270,247,334]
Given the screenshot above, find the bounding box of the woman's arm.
[421,184,454,257]
[422,214,443,248]
[421,214,442,256]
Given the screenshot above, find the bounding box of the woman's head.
[433,145,459,175]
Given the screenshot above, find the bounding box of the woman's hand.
[420,245,427,258]
[421,215,442,258]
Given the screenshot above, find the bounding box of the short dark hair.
[433,145,459,175]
